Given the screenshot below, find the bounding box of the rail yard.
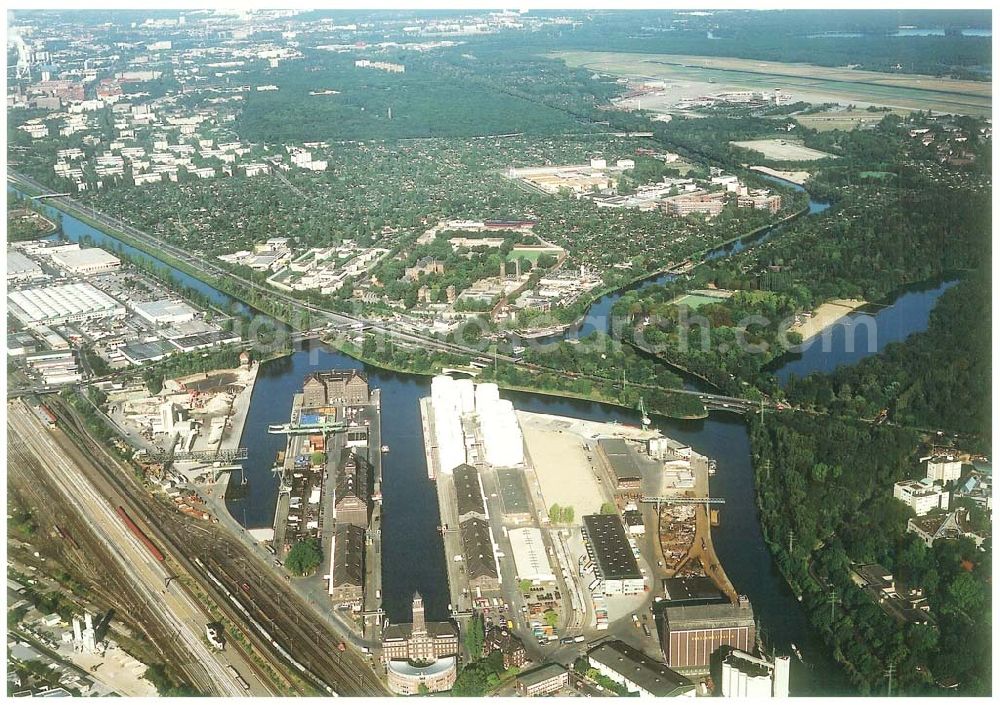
[7,396,389,696]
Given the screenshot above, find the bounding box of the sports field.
[508,246,565,263]
[553,51,992,117]
[731,139,837,161]
[670,292,730,309]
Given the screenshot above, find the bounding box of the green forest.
[750,413,990,695]
[235,49,598,143]
[612,112,991,400]
[785,267,991,443]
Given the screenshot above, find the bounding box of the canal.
[10,182,953,694]
[532,175,830,346]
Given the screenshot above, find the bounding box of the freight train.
[116,506,165,562]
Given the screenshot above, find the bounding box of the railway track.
[43,397,389,696]
[7,441,208,688]
[6,428,239,695]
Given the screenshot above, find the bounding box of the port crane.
[640,496,726,509]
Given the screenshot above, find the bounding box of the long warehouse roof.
[7,282,122,324]
[508,527,555,582]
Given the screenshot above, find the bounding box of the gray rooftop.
[460,517,498,581]
[664,600,755,630]
[583,514,641,581]
[454,464,485,518]
[588,640,694,697]
[331,524,365,588]
[516,663,567,687]
[598,438,643,481]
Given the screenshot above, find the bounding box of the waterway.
[11,188,259,319]
[531,176,830,347]
[9,182,953,694]
[804,27,991,39]
[769,278,959,385]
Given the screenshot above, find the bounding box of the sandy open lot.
[749,166,811,184]
[789,299,868,341]
[518,412,605,519]
[731,139,836,161]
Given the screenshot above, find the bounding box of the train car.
[225,665,250,691]
[54,525,80,550]
[33,404,57,429]
[116,506,165,562]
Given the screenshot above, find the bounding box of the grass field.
[731,139,837,161]
[553,51,992,117]
[507,246,563,263]
[793,110,908,132]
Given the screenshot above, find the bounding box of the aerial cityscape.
[4,5,991,699]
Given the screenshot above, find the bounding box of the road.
[8,401,254,697]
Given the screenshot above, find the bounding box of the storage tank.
[432,375,466,473]
[455,378,475,414]
[474,382,500,412]
[479,397,524,467]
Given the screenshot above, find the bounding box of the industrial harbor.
[418,373,787,695]
[269,369,385,642]
[8,7,989,698]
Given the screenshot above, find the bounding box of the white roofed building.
[49,247,121,275]
[508,527,556,583]
[7,250,46,283]
[131,299,198,326]
[8,282,126,326]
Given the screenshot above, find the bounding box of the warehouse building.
[167,330,241,353]
[132,299,198,326]
[583,514,644,595]
[496,467,533,521]
[7,250,45,283]
[588,640,695,697]
[454,464,486,521]
[24,349,83,386]
[302,369,370,407]
[329,523,365,607]
[662,597,756,672]
[335,448,372,528]
[8,282,126,325]
[508,527,556,583]
[49,246,121,275]
[596,438,643,491]
[662,576,728,607]
[459,517,500,592]
[7,333,38,357]
[516,663,569,697]
[120,339,177,365]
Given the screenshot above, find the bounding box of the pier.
[268,373,384,644]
